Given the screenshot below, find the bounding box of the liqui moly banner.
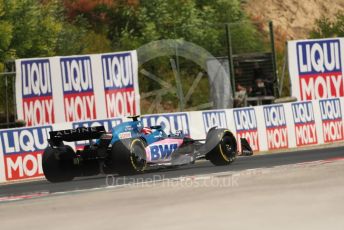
[263,105,288,150]
[101,53,139,118]
[0,126,52,181]
[142,113,190,136]
[15,50,140,126]
[291,101,318,146]
[288,38,344,100]
[60,56,97,122]
[17,59,54,126]
[233,108,259,151]
[202,110,228,134]
[319,98,344,142]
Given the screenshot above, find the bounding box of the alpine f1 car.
[42,116,253,182]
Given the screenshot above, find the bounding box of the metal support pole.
[13,75,17,121]
[225,24,235,99]
[5,74,9,127]
[279,42,288,96]
[269,21,279,98]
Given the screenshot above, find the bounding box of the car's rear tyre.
[206,129,237,166]
[42,146,75,183]
[111,138,147,175]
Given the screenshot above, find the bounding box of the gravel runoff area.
[1,159,344,230]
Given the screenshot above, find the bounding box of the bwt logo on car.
[297,39,342,100]
[263,105,288,150]
[319,98,344,143]
[147,143,178,162]
[21,59,54,126]
[202,111,227,134]
[102,53,136,117]
[72,118,123,149]
[60,56,96,122]
[142,113,190,136]
[292,102,317,146]
[233,108,259,151]
[0,126,51,180]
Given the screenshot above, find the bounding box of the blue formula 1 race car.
[42,116,253,182]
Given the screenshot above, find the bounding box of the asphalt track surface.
[1,145,343,199]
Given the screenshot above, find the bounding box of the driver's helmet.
[141,127,153,135]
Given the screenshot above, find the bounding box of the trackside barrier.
[1,97,344,183]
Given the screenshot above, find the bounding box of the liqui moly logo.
[142,113,190,136]
[0,126,51,180]
[233,108,259,151]
[72,118,123,149]
[319,98,344,142]
[60,56,96,122]
[202,111,227,134]
[21,59,54,126]
[102,52,137,117]
[297,39,343,100]
[292,102,317,146]
[263,105,288,150]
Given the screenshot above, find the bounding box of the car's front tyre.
[205,129,237,166]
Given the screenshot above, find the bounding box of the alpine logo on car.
[142,113,190,135]
[72,118,122,148]
[202,111,227,134]
[297,39,342,100]
[234,108,259,151]
[292,101,317,146]
[0,126,51,180]
[55,127,98,136]
[263,105,288,150]
[72,118,122,133]
[60,56,96,122]
[21,59,54,126]
[102,52,137,117]
[319,98,344,142]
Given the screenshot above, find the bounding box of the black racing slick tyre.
[111,138,147,175]
[206,129,237,166]
[42,146,75,183]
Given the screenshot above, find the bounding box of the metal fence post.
[5,74,9,127]
[269,21,279,98]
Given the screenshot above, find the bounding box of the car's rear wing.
[49,126,106,146]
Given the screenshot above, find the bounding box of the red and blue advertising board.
[142,113,190,136]
[0,126,51,181]
[19,59,54,126]
[16,51,140,126]
[233,108,259,151]
[102,52,139,118]
[288,38,344,100]
[60,56,97,122]
[202,110,228,134]
[263,105,288,150]
[319,98,344,143]
[292,101,318,146]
